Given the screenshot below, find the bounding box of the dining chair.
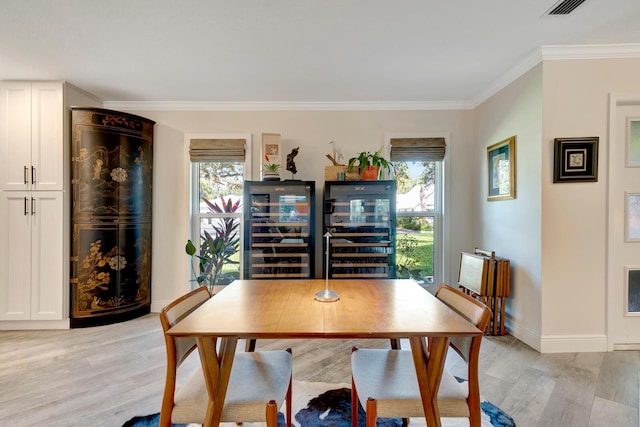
[159,286,293,427]
[350,283,491,427]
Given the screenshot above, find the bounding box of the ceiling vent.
[546,0,587,15]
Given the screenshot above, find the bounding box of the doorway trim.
[607,93,640,351]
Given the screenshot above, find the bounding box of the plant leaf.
[185,240,196,256]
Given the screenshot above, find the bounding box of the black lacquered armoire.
[70,107,154,327]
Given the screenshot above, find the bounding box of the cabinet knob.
[24,166,28,185]
[31,166,36,185]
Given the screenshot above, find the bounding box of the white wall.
[128,110,475,310]
[474,65,544,350]
[540,58,640,352]
[103,57,640,352]
[472,57,640,352]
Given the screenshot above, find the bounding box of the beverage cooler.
[323,180,396,279]
[243,181,315,279]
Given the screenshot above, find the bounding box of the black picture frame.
[553,137,599,183]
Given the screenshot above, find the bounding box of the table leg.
[409,336,449,427]
[197,336,238,427]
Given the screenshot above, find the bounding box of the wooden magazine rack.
[457,248,510,335]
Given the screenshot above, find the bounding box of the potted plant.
[348,147,392,180]
[263,155,281,181]
[185,197,240,292]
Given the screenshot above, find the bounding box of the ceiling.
[2,0,640,108]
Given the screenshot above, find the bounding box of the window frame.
[385,133,447,287]
[188,133,252,284]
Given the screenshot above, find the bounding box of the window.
[389,136,445,286]
[188,135,251,288]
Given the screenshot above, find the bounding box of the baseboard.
[540,334,608,353]
[613,343,640,350]
[0,318,70,330]
[505,317,542,352]
[505,315,609,353]
[151,301,170,313]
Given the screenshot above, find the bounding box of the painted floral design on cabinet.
[73,123,152,220]
[70,108,154,327]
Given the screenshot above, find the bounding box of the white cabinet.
[0,80,100,328]
[0,192,64,320]
[0,81,63,191]
[0,80,65,322]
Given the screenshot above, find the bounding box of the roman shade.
[389,137,446,162]
[189,138,246,161]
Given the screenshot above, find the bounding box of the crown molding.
[541,43,640,59]
[103,44,640,112]
[470,43,640,108]
[102,100,474,112]
[470,48,544,108]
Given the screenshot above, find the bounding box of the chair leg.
[468,375,482,427]
[468,398,482,427]
[286,348,293,427]
[158,411,171,427]
[365,398,377,427]
[390,338,401,349]
[245,338,256,352]
[351,346,359,427]
[266,400,278,427]
[470,412,481,427]
[351,376,359,427]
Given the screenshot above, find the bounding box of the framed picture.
[553,137,599,183]
[624,267,640,315]
[487,136,516,201]
[626,117,640,167]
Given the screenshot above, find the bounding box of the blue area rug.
[123,380,515,426]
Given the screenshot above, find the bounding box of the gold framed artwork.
[487,136,516,201]
[553,137,599,183]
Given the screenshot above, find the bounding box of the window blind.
[390,137,446,162]
[189,138,246,161]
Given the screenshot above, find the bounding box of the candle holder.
[315,231,339,302]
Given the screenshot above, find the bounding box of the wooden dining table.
[167,279,482,427]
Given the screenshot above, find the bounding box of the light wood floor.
[0,313,638,427]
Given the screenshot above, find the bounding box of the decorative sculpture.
[286,146,299,177]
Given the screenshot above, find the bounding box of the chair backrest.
[435,283,491,363]
[160,286,212,367]
[159,286,212,422]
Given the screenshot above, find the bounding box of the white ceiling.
[1,0,640,108]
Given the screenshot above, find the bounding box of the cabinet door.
[0,192,32,319]
[31,82,63,191]
[0,82,32,191]
[30,192,64,320]
[71,222,152,319]
[72,110,153,221]
[0,81,63,191]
